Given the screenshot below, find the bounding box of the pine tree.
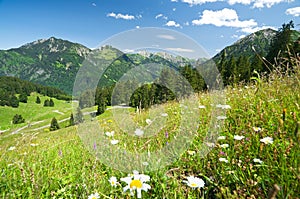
[10,95,19,108]
[19,93,28,103]
[50,117,60,131]
[36,96,41,104]
[69,113,75,126]
[266,21,294,66]
[49,98,54,107]
[12,114,25,124]
[44,99,50,107]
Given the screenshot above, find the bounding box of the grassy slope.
[0,64,299,198]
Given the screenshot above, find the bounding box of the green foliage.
[49,98,54,107]
[19,93,28,103]
[35,96,41,104]
[43,99,50,107]
[12,114,25,124]
[49,117,60,131]
[69,113,75,126]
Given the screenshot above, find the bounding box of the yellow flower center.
[111,181,115,185]
[190,183,198,187]
[130,179,142,189]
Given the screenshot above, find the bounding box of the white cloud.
[92,2,97,6]
[175,0,292,8]
[107,12,135,20]
[166,47,195,52]
[181,0,220,6]
[192,8,257,28]
[136,14,142,19]
[286,7,300,17]
[136,26,140,29]
[155,14,168,20]
[231,34,239,38]
[240,25,276,33]
[165,20,181,28]
[228,0,293,8]
[155,14,163,19]
[173,8,177,11]
[184,21,190,26]
[171,0,178,2]
[228,0,251,5]
[239,35,246,39]
[157,34,176,40]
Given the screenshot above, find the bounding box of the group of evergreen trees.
[0,76,71,108]
[43,98,55,107]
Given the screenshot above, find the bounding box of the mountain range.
[0,28,299,94]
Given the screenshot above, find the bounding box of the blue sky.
[0,0,299,57]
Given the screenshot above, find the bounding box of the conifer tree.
[50,117,60,131]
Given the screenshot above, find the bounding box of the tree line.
[0,76,71,107]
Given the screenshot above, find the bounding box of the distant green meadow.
[1,66,300,198]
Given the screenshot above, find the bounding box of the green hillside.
[0,55,299,198]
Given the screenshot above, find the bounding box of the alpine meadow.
[1,1,300,198]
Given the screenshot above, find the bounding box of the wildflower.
[217,116,227,120]
[220,144,229,148]
[142,162,149,166]
[8,146,16,151]
[253,158,263,164]
[111,140,119,145]
[253,127,261,132]
[219,151,226,155]
[216,104,231,109]
[145,119,152,125]
[198,105,206,109]
[260,137,273,144]
[30,143,39,147]
[233,135,245,140]
[135,128,144,137]
[161,113,168,117]
[93,142,97,150]
[109,176,118,187]
[88,193,100,199]
[165,131,169,138]
[217,136,226,140]
[105,131,115,137]
[187,150,196,155]
[183,176,205,189]
[121,171,151,198]
[219,157,228,163]
[58,149,63,156]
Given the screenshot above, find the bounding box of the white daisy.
[217,136,226,140]
[183,176,205,189]
[253,127,262,132]
[88,193,100,199]
[216,104,231,109]
[253,158,263,164]
[105,131,115,137]
[135,128,144,137]
[109,176,118,187]
[260,137,273,144]
[217,116,227,120]
[110,139,119,145]
[8,146,16,151]
[219,157,229,163]
[121,171,151,198]
[220,144,229,148]
[233,135,245,140]
[145,119,152,125]
[161,113,168,117]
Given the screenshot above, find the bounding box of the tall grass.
[0,55,299,198]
